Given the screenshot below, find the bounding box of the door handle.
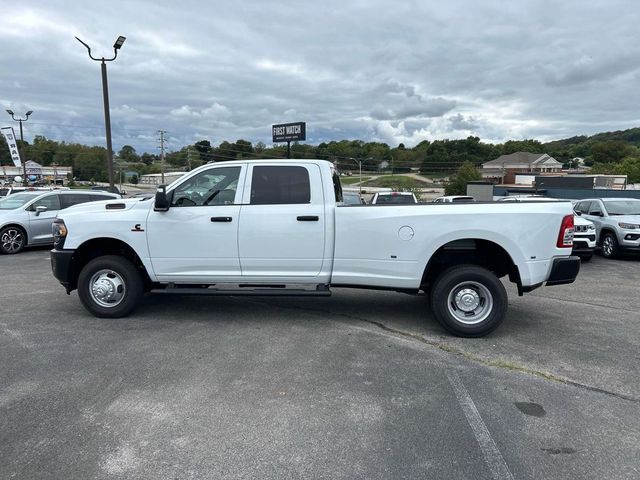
[211,217,232,222]
[297,216,319,221]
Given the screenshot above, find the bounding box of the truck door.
[238,164,325,278]
[146,165,245,280]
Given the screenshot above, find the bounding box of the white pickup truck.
[51,159,580,337]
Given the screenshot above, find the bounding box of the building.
[1,161,72,185]
[481,152,563,183]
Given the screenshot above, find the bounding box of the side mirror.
[154,185,170,212]
[35,205,48,216]
[590,210,602,217]
[121,190,127,196]
[574,210,582,216]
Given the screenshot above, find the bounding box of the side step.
[150,284,331,297]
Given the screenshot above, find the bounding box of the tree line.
[1,127,640,183]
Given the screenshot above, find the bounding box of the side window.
[332,172,343,203]
[91,194,115,202]
[31,194,60,211]
[588,202,601,215]
[171,167,241,207]
[250,166,310,205]
[575,201,590,214]
[60,194,93,209]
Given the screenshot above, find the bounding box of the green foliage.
[118,145,139,162]
[362,175,430,189]
[502,139,545,155]
[444,161,482,196]
[130,174,139,185]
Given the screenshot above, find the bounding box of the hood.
[61,197,150,216]
[573,215,593,227]
[609,214,640,225]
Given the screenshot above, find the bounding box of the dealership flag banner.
[1,127,22,167]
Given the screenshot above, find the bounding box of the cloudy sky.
[1,0,639,153]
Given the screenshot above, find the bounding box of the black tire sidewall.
[430,265,508,337]
[77,255,143,318]
[0,226,26,254]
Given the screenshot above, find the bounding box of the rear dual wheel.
[430,265,508,337]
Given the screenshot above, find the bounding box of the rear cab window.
[249,166,311,205]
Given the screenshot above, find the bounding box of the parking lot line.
[447,371,514,480]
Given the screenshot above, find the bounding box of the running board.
[150,284,331,297]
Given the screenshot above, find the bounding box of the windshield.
[603,200,640,215]
[0,192,40,210]
[375,194,416,204]
[342,193,361,205]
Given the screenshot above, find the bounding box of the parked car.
[574,198,640,258]
[0,190,119,254]
[498,196,596,259]
[342,191,366,205]
[50,159,579,337]
[433,196,475,203]
[0,186,69,198]
[371,191,417,204]
[91,185,126,197]
[572,216,597,261]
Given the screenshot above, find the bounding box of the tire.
[0,226,26,254]
[601,232,619,259]
[77,255,143,318]
[430,265,508,337]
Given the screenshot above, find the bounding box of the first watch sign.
[272,122,306,142]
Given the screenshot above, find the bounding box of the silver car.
[574,198,640,258]
[0,190,119,254]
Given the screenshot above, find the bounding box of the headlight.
[618,222,640,230]
[52,219,68,249]
[588,224,595,230]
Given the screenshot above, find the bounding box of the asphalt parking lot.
[1,249,639,479]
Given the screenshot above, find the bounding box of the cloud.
[1,0,640,152]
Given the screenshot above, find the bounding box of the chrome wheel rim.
[447,281,493,325]
[603,236,614,256]
[89,269,126,308]
[1,229,24,253]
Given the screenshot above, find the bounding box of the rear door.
[238,164,325,277]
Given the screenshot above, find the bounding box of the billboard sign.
[1,127,22,167]
[272,122,306,142]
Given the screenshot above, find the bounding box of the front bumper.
[572,237,596,255]
[546,256,581,286]
[51,249,75,293]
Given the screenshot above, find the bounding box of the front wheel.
[0,226,26,254]
[77,255,143,318]
[601,233,619,259]
[430,265,508,337]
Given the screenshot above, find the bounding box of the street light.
[6,109,33,186]
[75,35,126,189]
[347,157,372,194]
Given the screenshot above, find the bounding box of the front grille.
[575,225,589,233]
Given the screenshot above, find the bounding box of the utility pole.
[158,130,166,184]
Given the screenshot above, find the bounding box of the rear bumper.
[546,256,581,286]
[51,249,75,292]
